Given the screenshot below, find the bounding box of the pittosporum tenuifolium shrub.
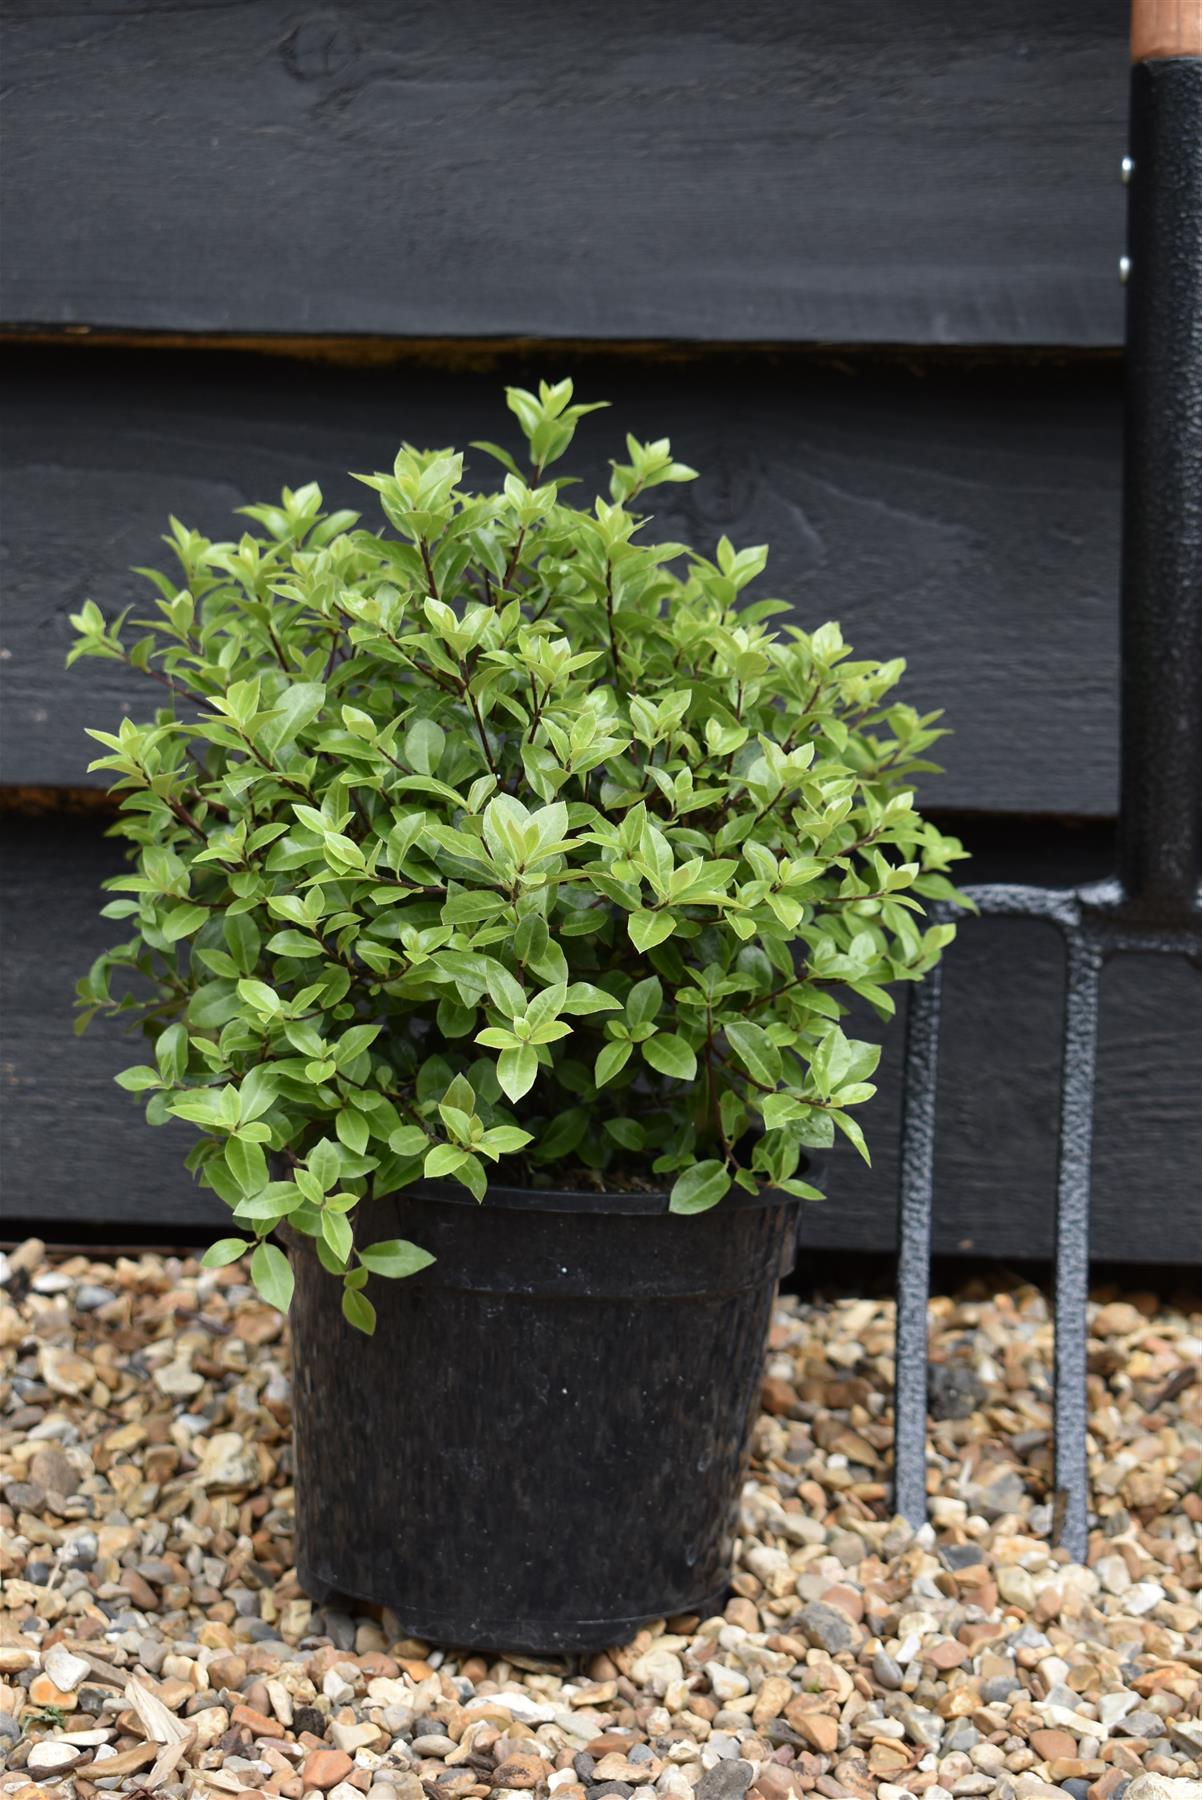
[70,380,968,1331]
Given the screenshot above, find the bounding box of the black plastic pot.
[286,1179,800,1654]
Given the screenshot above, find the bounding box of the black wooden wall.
[2,0,1199,1258]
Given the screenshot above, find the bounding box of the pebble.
[696,1765,754,1800]
[0,1246,1198,1800]
[26,1744,83,1778]
[42,1644,90,1691]
[303,1749,355,1789]
[1126,1782,1202,1800]
[795,1602,856,1653]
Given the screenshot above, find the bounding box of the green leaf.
[258,681,326,756]
[642,1033,697,1082]
[250,1241,294,1313]
[225,1136,267,1196]
[404,717,446,775]
[625,975,663,1030]
[725,1020,782,1088]
[341,1287,377,1335]
[594,1040,633,1087]
[778,1178,825,1201]
[201,1238,251,1268]
[335,1107,370,1154]
[562,981,621,1015]
[358,1239,435,1278]
[308,1138,340,1193]
[224,913,262,975]
[334,1023,382,1067]
[831,1109,872,1165]
[162,904,209,942]
[604,1117,645,1151]
[761,1093,803,1130]
[669,1160,732,1215]
[237,978,282,1017]
[321,1209,354,1265]
[425,1142,466,1179]
[496,1044,538,1101]
[167,1087,228,1125]
[233,1186,298,1222]
[267,929,325,959]
[238,1064,278,1124]
[477,1125,529,1155]
[485,962,527,1019]
[115,1065,160,1092]
[155,1023,188,1083]
[628,910,676,952]
[809,1026,849,1096]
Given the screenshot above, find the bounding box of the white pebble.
[43,1642,91,1691]
[706,1663,750,1702]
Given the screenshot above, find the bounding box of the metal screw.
[1122,155,1135,184]
[1119,255,1131,284]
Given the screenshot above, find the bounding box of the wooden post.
[1131,0,1202,60]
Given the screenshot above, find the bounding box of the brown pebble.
[491,1753,551,1789]
[794,1714,839,1754]
[1088,1770,1131,1800]
[1029,1729,1078,1762]
[29,1675,77,1708]
[820,1585,863,1623]
[209,1653,249,1689]
[358,1652,400,1679]
[302,1749,354,1789]
[232,1703,280,1737]
[761,1376,797,1416]
[121,1569,160,1611]
[751,1770,804,1800]
[586,1734,646,1755]
[29,1446,81,1497]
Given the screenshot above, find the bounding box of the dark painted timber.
[4,812,1199,1256]
[1,345,1124,814]
[0,0,1127,345]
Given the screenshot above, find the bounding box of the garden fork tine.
[891,0,1202,1562]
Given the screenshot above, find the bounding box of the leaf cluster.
[70,381,968,1329]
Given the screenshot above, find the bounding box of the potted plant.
[70,379,966,1651]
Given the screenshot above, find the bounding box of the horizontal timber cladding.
[4,813,1199,1258]
[0,0,1126,346]
[2,344,1123,814]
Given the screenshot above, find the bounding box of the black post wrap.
[1119,58,1202,917]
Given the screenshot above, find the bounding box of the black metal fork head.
[890,11,1202,1565]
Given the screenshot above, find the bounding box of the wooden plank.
[0,0,1127,346]
[1,344,1123,815]
[0,814,228,1234]
[801,920,1202,1262]
[5,813,1200,1259]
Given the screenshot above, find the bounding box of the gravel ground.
[1,1241,1199,1800]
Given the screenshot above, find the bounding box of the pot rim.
[402,1176,797,1216]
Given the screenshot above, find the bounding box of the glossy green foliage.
[70,381,968,1327]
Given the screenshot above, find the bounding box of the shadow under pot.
[284,1177,801,1654]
